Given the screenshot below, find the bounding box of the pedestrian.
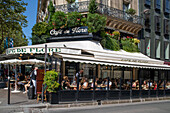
[30,67,38,95]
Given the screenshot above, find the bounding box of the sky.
[22,0,38,45]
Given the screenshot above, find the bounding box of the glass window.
[146,38,151,56]
[123,3,130,12]
[156,40,160,58]
[155,0,161,9]
[165,43,169,59]
[164,0,170,13]
[145,0,151,6]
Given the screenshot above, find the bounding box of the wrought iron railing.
[55,1,143,25]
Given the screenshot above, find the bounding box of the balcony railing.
[55,1,143,25]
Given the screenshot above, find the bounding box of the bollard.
[8,76,10,105]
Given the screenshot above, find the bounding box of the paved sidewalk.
[0,88,37,106]
[0,88,170,110]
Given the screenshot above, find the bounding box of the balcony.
[55,1,143,36]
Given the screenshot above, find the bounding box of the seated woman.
[142,80,148,90]
[23,80,30,94]
[81,78,89,90]
[61,76,70,90]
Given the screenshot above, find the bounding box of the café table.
[70,85,77,90]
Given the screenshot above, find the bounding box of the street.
[41,100,170,113]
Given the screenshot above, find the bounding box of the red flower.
[77,18,80,21]
[127,36,130,39]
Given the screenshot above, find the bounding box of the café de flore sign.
[6,47,61,55]
[50,26,88,37]
[6,47,82,55]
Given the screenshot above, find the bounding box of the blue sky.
[22,0,38,45]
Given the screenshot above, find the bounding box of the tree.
[48,0,55,21]
[0,0,28,54]
[89,0,98,14]
[31,22,49,45]
[32,22,48,36]
[52,11,67,29]
[87,13,106,33]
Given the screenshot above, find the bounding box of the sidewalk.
[0,88,170,109]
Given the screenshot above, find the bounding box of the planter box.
[49,92,59,104]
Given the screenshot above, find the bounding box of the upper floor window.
[164,19,169,35]
[155,16,161,32]
[164,0,170,13]
[155,0,161,10]
[145,0,151,6]
[155,40,160,59]
[123,3,130,12]
[165,42,169,60]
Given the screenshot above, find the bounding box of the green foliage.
[66,0,75,3]
[48,0,55,21]
[89,0,98,14]
[121,39,139,52]
[67,12,82,28]
[112,31,120,40]
[44,70,60,93]
[125,8,136,15]
[0,0,28,54]
[87,13,106,33]
[32,22,48,36]
[101,32,120,51]
[52,11,67,29]
[31,35,50,45]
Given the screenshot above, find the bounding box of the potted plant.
[125,8,136,15]
[125,8,136,22]
[43,70,60,104]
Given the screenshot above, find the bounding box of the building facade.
[139,0,170,64]
[37,0,142,37]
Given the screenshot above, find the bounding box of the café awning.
[53,50,170,70]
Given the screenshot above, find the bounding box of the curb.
[1,96,170,109]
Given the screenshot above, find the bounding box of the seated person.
[111,79,118,90]
[71,77,81,90]
[91,79,97,90]
[81,78,89,90]
[61,76,70,90]
[104,78,112,90]
[142,80,148,90]
[23,81,30,94]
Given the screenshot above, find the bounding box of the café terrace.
[0,26,170,102]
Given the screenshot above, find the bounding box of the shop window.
[155,40,160,59]
[155,16,161,33]
[165,42,169,60]
[145,0,151,6]
[155,0,161,10]
[164,19,169,35]
[164,0,170,13]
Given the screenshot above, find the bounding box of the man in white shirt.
[31,67,38,95]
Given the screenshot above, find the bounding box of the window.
[123,3,130,12]
[144,13,151,29]
[146,38,150,56]
[164,19,169,34]
[145,0,151,6]
[156,40,160,59]
[155,16,161,32]
[164,0,170,13]
[165,42,169,59]
[155,0,161,9]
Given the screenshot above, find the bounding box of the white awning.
[53,53,170,70]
